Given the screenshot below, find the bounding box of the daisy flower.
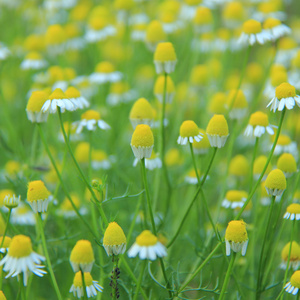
[70,240,95,273]
[73,110,110,134]
[89,61,122,84]
[145,20,166,52]
[133,151,162,170]
[127,230,167,260]
[244,111,275,137]
[264,169,287,197]
[154,42,177,74]
[85,17,116,43]
[131,124,154,160]
[225,220,248,256]
[129,98,154,129]
[26,91,50,123]
[0,235,46,286]
[285,270,300,295]
[283,203,300,221]
[267,82,300,112]
[91,150,111,170]
[277,153,297,178]
[229,155,249,179]
[65,86,89,110]
[177,120,203,145]
[20,52,47,70]
[103,222,127,256]
[154,75,175,104]
[280,242,300,270]
[222,190,247,209]
[69,271,103,298]
[10,202,36,226]
[206,114,229,148]
[27,180,52,213]
[263,18,291,41]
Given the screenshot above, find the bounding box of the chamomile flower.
[10,202,36,226]
[56,194,87,219]
[103,222,126,256]
[180,0,202,20]
[106,82,137,106]
[4,193,20,209]
[177,120,203,145]
[208,92,227,114]
[0,235,46,286]
[222,190,247,209]
[280,241,300,270]
[285,270,300,295]
[277,153,297,177]
[222,2,245,29]
[129,98,154,128]
[133,151,162,170]
[20,52,47,70]
[273,134,298,157]
[206,114,229,148]
[26,180,52,214]
[244,111,275,138]
[70,271,103,298]
[283,204,300,221]
[127,230,167,260]
[154,75,175,103]
[131,124,154,159]
[41,88,76,114]
[265,169,287,197]
[145,20,166,51]
[89,61,122,84]
[193,7,213,33]
[65,86,89,110]
[229,155,249,178]
[70,240,95,272]
[192,129,210,155]
[26,91,49,123]
[74,110,110,134]
[154,42,177,74]
[267,82,300,112]
[253,155,272,180]
[263,18,291,41]
[227,89,248,120]
[225,220,248,256]
[238,19,272,46]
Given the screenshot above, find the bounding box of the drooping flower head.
[244,111,274,138]
[284,203,300,221]
[285,270,300,295]
[281,241,300,270]
[131,124,154,159]
[26,91,49,123]
[206,114,229,148]
[103,222,127,256]
[264,169,287,197]
[70,240,95,272]
[277,153,297,177]
[129,98,154,129]
[27,180,52,213]
[177,120,203,145]
[225,220,248,256]
[154,42,177,74]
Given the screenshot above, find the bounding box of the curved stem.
[219,252,236,300]
[133,260,147,300]
[236,109,286,219]
[57,109,108,226]
[256,195,276,299]
[189,142,200,184]
[37,123,98,238]
[37,213,62,300]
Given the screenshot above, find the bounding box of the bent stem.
[37,213,62,300]
[57,109,108,227]
[167,147,218,248]
[219,252,236,300]
[133,260,147,300]
[280,218,296,300]
[236,109,286,219]
[256,195,276,299]
[37,123,98,238]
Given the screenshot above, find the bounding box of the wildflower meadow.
[1,0,300,299]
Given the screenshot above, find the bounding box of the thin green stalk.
[111,255,120,300]
[159,257,173,298]
[189,142,200,184]
[57,109,108,226]
[133,260,147,300]
[167,147,218,248]
[175,242,222,297]
[236,109,286,219]
[30,125,39,166]
[88,131,93,181]
[37,123,98,238]
[280,219,296,300]
[256,195,276,299]
[37,213,62,300]
[141,158,156,235]
[219,252,236,300]
[249,137,259,191]
[80,269,88,300]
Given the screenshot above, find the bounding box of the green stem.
[280,219,296,300]
[219,252,236,300]
[111,255,119,300]
[236,109,286,219]
[37,213,62,300]
[189,142,200,184]
[141,158,156,235]
[167,147,217,248]
[30,125,39,167]
[37,123,98,238]
[80,269,88,300]
[88,131,93,181]
[133,260,147,300]
[57,109,108,226]
[249,137,259,191]
[256,195,276,299]
[159,258,173,298]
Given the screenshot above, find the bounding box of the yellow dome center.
[103,222,126,246]
[48,88,67,100]
[95,61,115,73]
[277,153,297,173]
[65,86,81,99]
[8,235,33,258]
[206,114,229,136]
[263,18,281,29]
[70,240,95,263]
[26,91,49,112]
[73,271,93,287]
[290,271,300,288]
[154,42,177,62]
[131,125,154,148]
[243,19,262,34]
[249,111,269,127]
[225,220,248,243]
[281,242,300,261]
[145,21,166,43]
[179,120,199,138]
[227,90,248,109]
[81,110,100,120]
[27,180,51,202]
[136,230,158,246]
[265,169,287,191]
[286,203,300,214]
[275,82,296,99]
[130,98,154,120]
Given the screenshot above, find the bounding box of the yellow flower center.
[227,89,248,109]
[154,42,177,62]
[45,24,66,45]
[154,75,175,94]
[65,86,81,99]
[279,37,297,50]
[81,110,100,120]
[281,242,300,261]
[275,82,296,99]
[136,230,157,246]
[8,235,33,258]
[75,142,89,163]
[263,18,281,30]
[64,23,80,39]
[265,169,287,191]
[145,20,166,43]
[48,88,67,100]
[130,98,154,120]
[73,272,93,287]
[89,17,107,30]
[95,61,115,73]
[70,240,95,264]
[0,190,14,206]
[253,156,271,175]
[290,271,300,288]
[26,91,49,112]
[206,114,229,136]
[243,19,262,34]
[208,92,227,114]
[229,155,249,176]
[131,124,154,148]
[64,68,76,80]
[25,51,42,60]
[0,290,6,300]
[114,0,134,10]
[187,168,201,178]
[27,180,51,202]
[277,153,297,173]
[286,203,300,214]
[0,236,11,248]
[247,63,264,84]
[103,222,126,246]
[277,134,291,146]
[194,7,213,25]
[223,2,244,20]
[225,220,248,243]
[225,190,247,202]
[249,111,269,127]
[179,120,199,138]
